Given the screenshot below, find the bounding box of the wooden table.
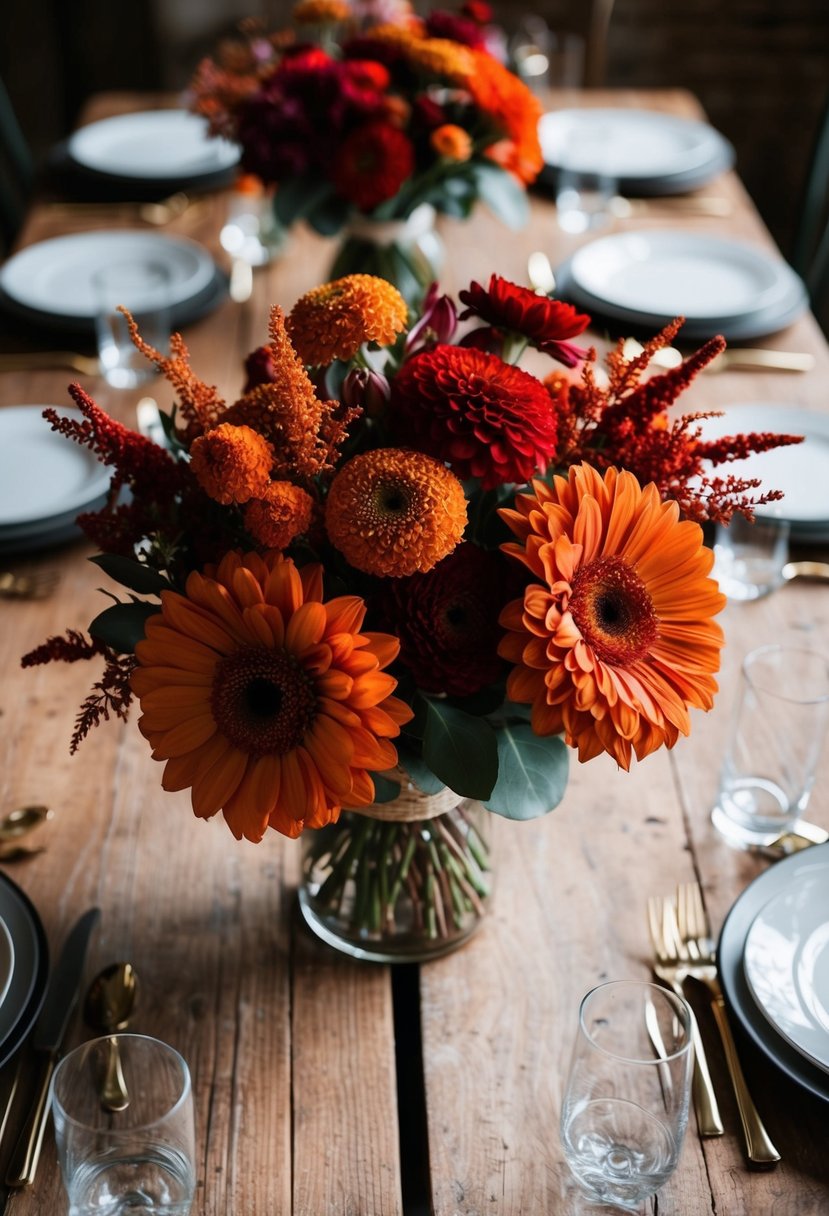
[1,89,828,1215]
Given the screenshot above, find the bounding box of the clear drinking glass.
[52,1034,196,1216]
[560,981,693,1210]
[93,260,171,389]
[712,644,829,848]
[555,130,618,234]
[713,513,790,601]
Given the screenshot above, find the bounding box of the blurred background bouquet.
[189,0,543,303]
[24,273,800,956]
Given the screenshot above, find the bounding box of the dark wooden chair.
[792,88,829,329]
[0,72,33,255]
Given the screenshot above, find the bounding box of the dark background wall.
[1,0,827,263]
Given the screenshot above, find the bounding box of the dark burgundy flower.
[390,343,558,489]
[243,345,276,392]
[374,543,512,696]
[425,10,487,48]
[458,274,590,367]
[404,282,457,355]
[333,121,415,211]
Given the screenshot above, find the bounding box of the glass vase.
[298,772,493,963]
[328,203,444,307]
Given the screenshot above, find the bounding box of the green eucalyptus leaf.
[306,192,351,236]
[273,176,332,227]
[89,554,171,595]
[471,162,530,231]
[422,699,498,800]
[369,772,402,803]
[89,601,159,653]
[395,743,446,795]
[484,724,568,820]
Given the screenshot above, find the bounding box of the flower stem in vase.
[299,803,492,962]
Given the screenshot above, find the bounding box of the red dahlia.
[374,543,511,696]
[390,344,558,488]
[333,121,415,211]
[458,274,590,367]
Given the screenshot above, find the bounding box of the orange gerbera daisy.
[287,275,408,365]
[132,551,412,841]
[189,423,274,505]
[325,448,467,576]
[498,464,726,770]
[244,481,314,549]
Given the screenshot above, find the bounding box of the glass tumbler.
[93,259,171,389]
[52,1034,196,1216]
[713,513,789,601]
[712,644,829,848]
[560,981,693,1210]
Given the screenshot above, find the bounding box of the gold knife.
[6,907,100,1187]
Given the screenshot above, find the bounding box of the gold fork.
[0,569,60,600]
[647,896,723,1136]
[674,882,781,1167]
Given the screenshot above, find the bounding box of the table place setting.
[553,230,809,340]
[49,110,241,201]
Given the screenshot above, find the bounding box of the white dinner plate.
[0,917,14,1013]
[694,405,829,535]
[719,844,829,1103]
[0,230,216,323]
[67,110,240,181]
[744,862,829,1074]
[538,109,734,194]
[0,406,112,529]
[569,232,799,323]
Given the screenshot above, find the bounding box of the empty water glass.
[94,260,171,389]
[52,1034,196,1216]
[555,129,618,234]
[561,981,693,1211]
[713,513,789,601]
[712,644,829,849]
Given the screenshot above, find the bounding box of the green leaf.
[273,176,333,228]
[89,601,159,653]
[306,192,351,236]
[369,772,402,803]
[484,724,568,820]
[422,699,498,800]
[395,743,446,795]
[89,554,171,595]
[470,162,529,231]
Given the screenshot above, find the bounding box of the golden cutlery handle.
[710,994,781,1166]
[102,1036,130,1112]
[6,1055,55,1186]
[688,1009,725,1137]
[721,350,815,372]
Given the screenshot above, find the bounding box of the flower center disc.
[210,647,317,758]
[569,556,658,665]
[375,479,414,520]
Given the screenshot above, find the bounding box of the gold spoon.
[84,964,140,1112]
[0,806,52,841]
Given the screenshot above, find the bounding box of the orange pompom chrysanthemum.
[325,448,467,577]
[498,463,726,770]
[292,0,350,22]
[189,423,274,505]
[430,123,472,161]
[244,481,314,549]
[132,551,412,841]
[287,275,408,365]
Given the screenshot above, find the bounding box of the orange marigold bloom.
[189,423,274,505]
[430,123,473,161]
[498,464,726,770]
[287,275,408,365]
[221,306,354,481]
[132,551,413,841]
[466,50,542,184]
[402,34,476,81]
[244,481,314,549]
[325,448,467,576]
[292,0,350,22]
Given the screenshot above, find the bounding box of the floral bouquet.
[189,0,542,302]
[25,273,799,956]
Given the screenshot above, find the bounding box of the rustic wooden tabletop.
[0,88,827,1214]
